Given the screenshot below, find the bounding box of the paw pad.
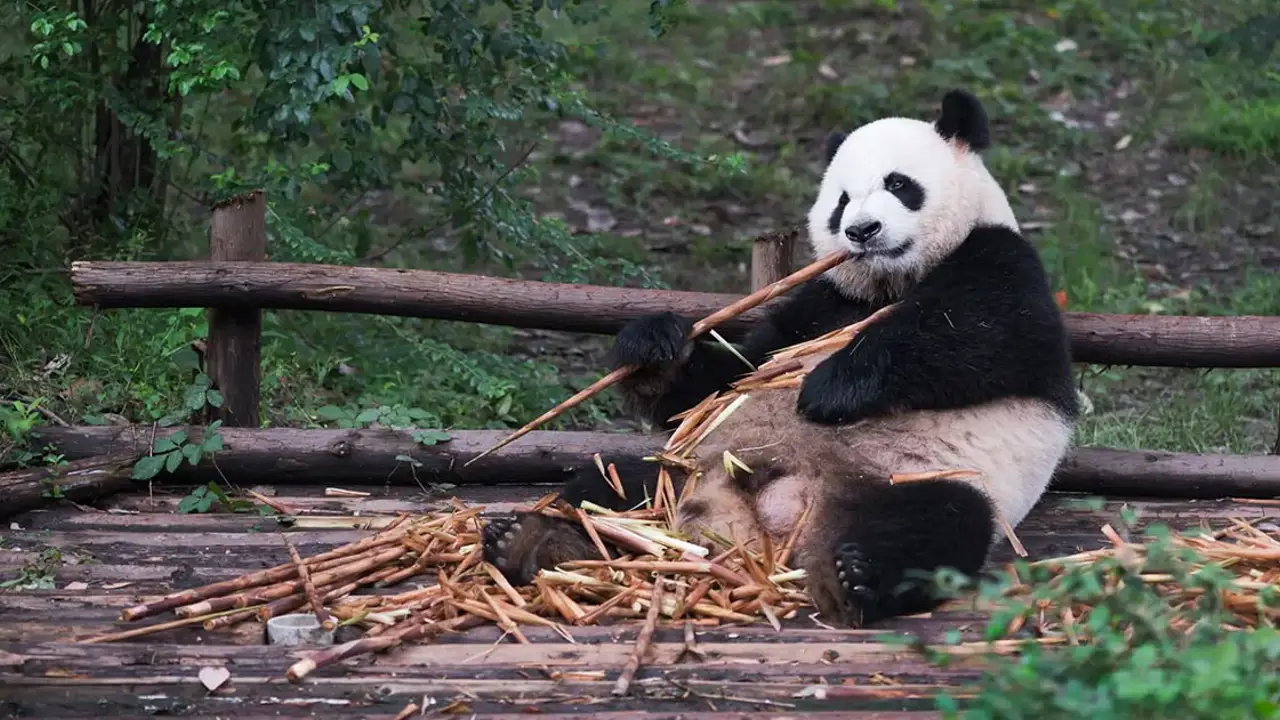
[835,543,878,618]
[482,517,523,567]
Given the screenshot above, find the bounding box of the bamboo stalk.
[464,248,854,465]
[612,573,665,696]
[391,702,420,720]
[282,533,334,630]
[177,545,407,617]
[77,605,265,643]
[120,518,417,621]
[286,612,483,683]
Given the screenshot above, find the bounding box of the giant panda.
[482,89,1079,628]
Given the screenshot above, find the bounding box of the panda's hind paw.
[481,515,527,581]
[834,542,881,626]
[481,512,599,587]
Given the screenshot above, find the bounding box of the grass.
[2,0,1277,465]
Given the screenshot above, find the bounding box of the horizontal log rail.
[71,260,1280,368]
[31,425,1280,500]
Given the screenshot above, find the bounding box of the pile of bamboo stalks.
[1009,517,1280,640]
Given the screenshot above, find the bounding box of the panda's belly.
[689,386,1072,540]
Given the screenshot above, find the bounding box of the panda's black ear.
[935,89,990,152]
[823,131,847,167]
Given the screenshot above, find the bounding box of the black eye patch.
[827,191,850,235]
[884,172,924,211]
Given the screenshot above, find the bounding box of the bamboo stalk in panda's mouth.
[464,248,855,466]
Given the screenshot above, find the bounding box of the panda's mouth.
[855,239,914,260]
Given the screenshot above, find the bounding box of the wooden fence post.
[207,190,266,427]
[1273,406,1279,455]
[750,227,798,291]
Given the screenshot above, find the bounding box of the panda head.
[806,89,1018,300]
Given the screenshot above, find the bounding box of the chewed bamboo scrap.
[999,518,1280,641]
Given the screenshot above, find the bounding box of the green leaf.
[169,430,189,447]
[316,405,346,421]
[164,448,183,474]
[184,384,209,412]
[332,147,353,172]
[354,408,381,424]
[152,436,178,454]
[394,453,422,468]
[496,394,513,417]
[205,389,224,408]
[178,486,209,514]
[182,443,203,466]
[131,454,167,480]
[202,432,224,453]
[348,73,369,91]
[414,430,452,446]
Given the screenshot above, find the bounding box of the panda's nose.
[844,220,882,244]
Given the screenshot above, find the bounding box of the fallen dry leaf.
[199,666,231,692]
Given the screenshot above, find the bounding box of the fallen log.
[30,425,656,488]
[1055,446,1280,499]
[29,426,1280,500]
[70,261,1280,368]
[0,451,139,519]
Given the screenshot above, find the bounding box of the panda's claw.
[482,516,523,572]
[482,512,601,587]
[833,541,882,626]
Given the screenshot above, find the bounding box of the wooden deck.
[2,483,1275,718]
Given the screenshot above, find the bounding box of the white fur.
[679,378,1071,551]
[805,117,1018,301]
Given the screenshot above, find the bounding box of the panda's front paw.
[798,353,860,425]
[611,312,695,371]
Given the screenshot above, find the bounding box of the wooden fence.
[14,188,1280,515]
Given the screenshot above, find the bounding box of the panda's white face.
[806,115,1017,300]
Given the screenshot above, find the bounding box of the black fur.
[884,172,925,211]
[827,191,851,235]
[613,277,880,428]
[824,131,848,165]
[797,224,1078,425]
[817,479,995,626]
[481,455,675,584]
[934,88,990,151]
[559,456,675,511]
